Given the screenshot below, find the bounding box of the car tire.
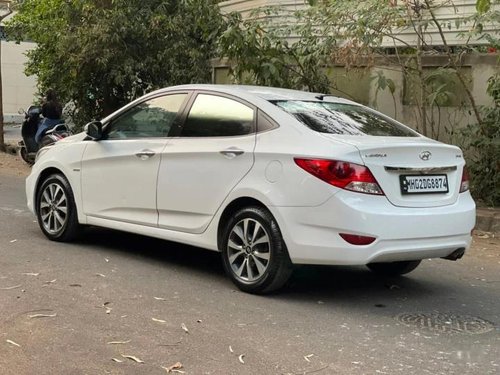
[221,206,293,294]
[366,260,421,276]
[36,173,80,242]
[19,146,33,165]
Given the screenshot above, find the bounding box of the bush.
[460,74,500,206]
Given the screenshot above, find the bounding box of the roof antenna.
[315,94,325,100]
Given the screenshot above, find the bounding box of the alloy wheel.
[227,218,271,282]
[39,182,68,234]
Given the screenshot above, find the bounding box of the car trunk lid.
[320,135,465,208]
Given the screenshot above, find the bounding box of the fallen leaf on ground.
[69,284,82,287]
[105,258,110,262]
[0,284,21,290]
[107,340,131,345]
[112,358,123,363]
[29,313,57,319]
[44,279,57,284]
[181,323,189,333]
[161,362,184,373]
[154,297,166,301]
[158,341,181,347]
[121,355,144,363]
[238,354,245,364]
[152,318,167,323]
[304,354,314,362]
[105,307,112,314]
[197,319,202,323]
[10,239,17,243]
[22,273,39,276]
[95,273,106,278]
[229,345,234,353]
[6,340,21,347]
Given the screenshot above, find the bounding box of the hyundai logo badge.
[419,151,432,161]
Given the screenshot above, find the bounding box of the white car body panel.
[81,139,167,227]
[26,84,476,267]
[157,135,256,233]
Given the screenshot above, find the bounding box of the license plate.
[400,174,449,195]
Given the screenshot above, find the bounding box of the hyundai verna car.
[26,85,476,293]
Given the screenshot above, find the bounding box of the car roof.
[160,84,357,104]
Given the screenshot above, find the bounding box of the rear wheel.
[221,206,293,294]
[367,260,421,276]
[36,174,80,242]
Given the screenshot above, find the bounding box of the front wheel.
[36,174,81,242]
[221,206,293,294]
[19,146,33,165]
[367,260,421,276]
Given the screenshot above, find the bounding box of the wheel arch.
[217,197,269,251]
[34,167,67,214]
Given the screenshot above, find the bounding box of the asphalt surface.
[0,173,499,375]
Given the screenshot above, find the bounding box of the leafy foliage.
[7,0,224,128]
[219,8,332,93]
[460,74,500,206]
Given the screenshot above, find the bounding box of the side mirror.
[84,121,103,140]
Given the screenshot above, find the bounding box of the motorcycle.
[17,106,71,165]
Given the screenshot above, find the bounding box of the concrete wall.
[1,40,37,123]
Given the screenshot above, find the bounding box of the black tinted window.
[273,101,418,137]
[107,94,187,139]
[181,94,254,137]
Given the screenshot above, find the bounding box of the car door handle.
[135,150,156,160]
[220,148,245,159]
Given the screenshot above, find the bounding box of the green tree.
[219,8,332,93]
[7,0,225,128]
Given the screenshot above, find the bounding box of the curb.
[476,208,500,234]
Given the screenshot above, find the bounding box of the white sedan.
[26,85,476,294]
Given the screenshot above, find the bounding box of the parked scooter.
[17,106,71,165]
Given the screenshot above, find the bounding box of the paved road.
[0,173,499,375]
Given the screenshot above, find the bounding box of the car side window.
[180,94,254,137]
[106,94,187,139]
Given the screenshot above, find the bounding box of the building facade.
[1,13,38,124]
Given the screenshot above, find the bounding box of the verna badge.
[419,151,432,161]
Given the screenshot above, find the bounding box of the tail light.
[294,158,384,195]
[459,166,470,193]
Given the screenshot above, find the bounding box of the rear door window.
[180,94,255,137]
[273,101,418,137]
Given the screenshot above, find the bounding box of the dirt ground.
[0,150,32,177]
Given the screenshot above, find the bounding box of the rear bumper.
[273,191,475,265]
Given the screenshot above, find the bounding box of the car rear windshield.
[272,101,418,137]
